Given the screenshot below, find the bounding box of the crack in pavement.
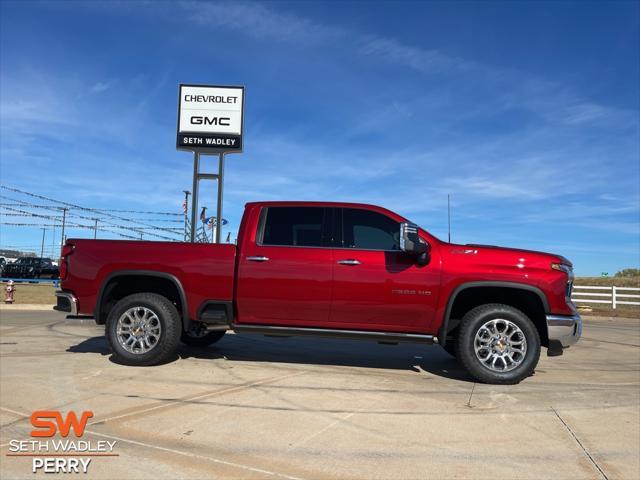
[465,382,476,408]
[551,407,609,480]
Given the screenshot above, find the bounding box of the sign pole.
[190,151,200,243]
[215,153,225,243]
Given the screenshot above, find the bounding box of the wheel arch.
[95,270,189,331]
[439,281,550,348]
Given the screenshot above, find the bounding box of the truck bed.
[64,239,237,320]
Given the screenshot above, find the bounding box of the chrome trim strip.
[253,244,403,253]
[337,259,361,265]
[54,291,78,316]
[246,256,270,262]
[232,324,436,344]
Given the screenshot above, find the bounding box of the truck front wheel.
[105,293,181,366]
[455,304,541,384]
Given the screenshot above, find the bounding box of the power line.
[0,189,182,216]
[0,219,151,240]
[0,186,181,241]
[0,202,182,223]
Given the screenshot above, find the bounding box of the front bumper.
[54,291,78,316]
[546,313,582,348]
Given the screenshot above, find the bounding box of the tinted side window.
[342,209,400,250]
[262,207,326,247]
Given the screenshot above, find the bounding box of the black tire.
[105,293,181,366]
[455,303,541,384]
[181,322,226,347]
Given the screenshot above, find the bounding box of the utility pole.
[447,194,451,243]
[60,208,67,251]
[183,190,191,242]
[93,218,98,239]
[40,228,46,259]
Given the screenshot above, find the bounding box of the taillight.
[59,243,75,280]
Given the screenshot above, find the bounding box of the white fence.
[571,285,640,309]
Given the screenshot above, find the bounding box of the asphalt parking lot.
[0,310,638,480]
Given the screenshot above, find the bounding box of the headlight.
[552,263,574,299]
[551,262,571,274]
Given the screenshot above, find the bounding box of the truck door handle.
[246,256,270,262]
[337,259,361,265]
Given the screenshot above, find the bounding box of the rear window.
[261,207,326,247]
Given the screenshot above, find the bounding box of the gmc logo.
[190,116,231,126]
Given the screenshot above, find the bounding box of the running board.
[231,324,437,344]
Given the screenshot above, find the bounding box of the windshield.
[16,258,38,265]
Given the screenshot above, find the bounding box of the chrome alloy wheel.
[116,307,162,354]
[474,319,527,372]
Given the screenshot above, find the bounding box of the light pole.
[200,206,207,242]
[60,207,67,252]
[40,227,46,259]
[93,218,98,239]
[183,190,191,242]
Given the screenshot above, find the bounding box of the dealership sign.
[177,84,244,152]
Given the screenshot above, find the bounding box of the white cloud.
[89,81,111,94]
[356,35,473,74]
[182,1,346,46]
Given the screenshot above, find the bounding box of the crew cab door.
[236,206,334,326]
[329,208,439,332]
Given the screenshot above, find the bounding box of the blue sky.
[0,0,638,275]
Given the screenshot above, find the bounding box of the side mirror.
[400,223,430,264]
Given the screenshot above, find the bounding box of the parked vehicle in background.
[55,201,582,384]
[0,257,6,276]
[4,257,59,279]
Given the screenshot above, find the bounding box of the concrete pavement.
[1,310,638,479]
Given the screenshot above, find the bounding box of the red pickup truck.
[55,201,581,384]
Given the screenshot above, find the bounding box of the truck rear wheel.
[105,293,181,366]
[455,303,540,384]
[181,322,226,347]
